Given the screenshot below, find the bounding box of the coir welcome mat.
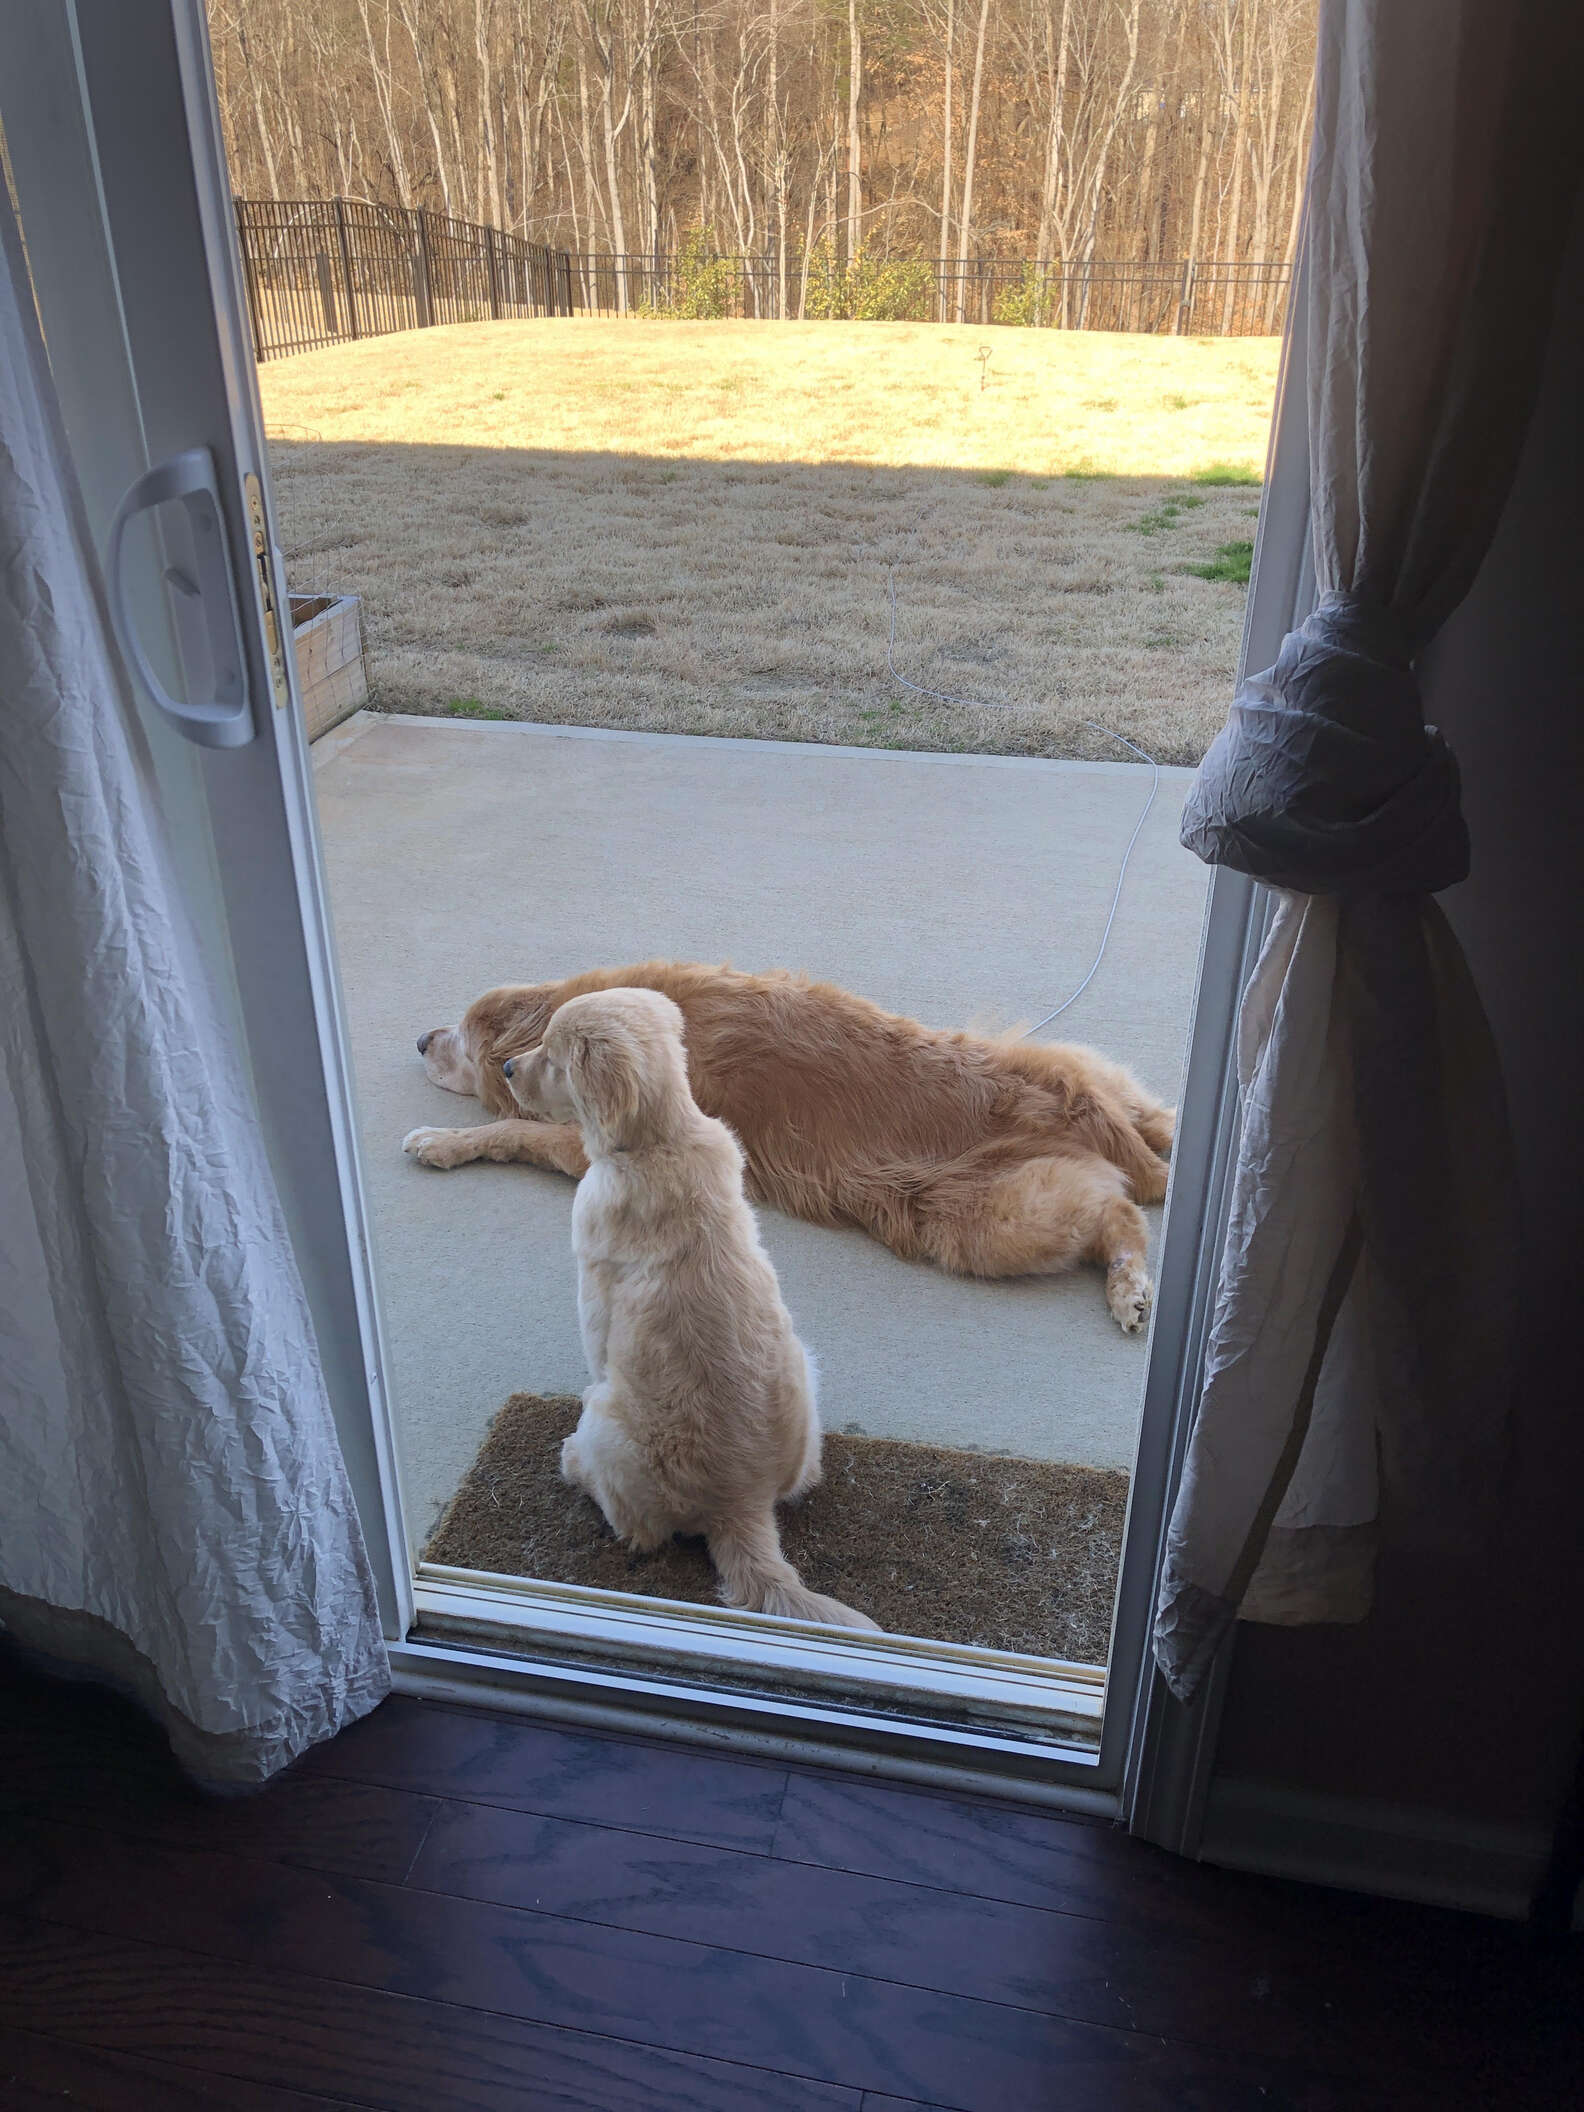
[424,1393,1128,1665]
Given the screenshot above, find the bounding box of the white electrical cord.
[884,565,1161,1036]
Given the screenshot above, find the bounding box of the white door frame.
[0,0,414,1642]
[4,0,1313,1829]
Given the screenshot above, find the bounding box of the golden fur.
[404,959,1175,1332]
[506,988,876,1630]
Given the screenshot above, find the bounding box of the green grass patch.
[1190,462,1262,487]
[978,469,1011,488]
[1131,491,1203,535]
[1186,540,1254,585]
[444,698,514,720]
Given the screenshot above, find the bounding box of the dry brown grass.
[261,317,1278,763]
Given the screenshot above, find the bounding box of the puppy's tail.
[708,1512,880,1631]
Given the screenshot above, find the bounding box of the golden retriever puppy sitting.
[504,987,878,1632]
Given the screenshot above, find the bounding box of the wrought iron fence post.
[485,222,502,320]
[333,198,360,339]
[414,206,435,328]
[315,248,338,338]
[234,202,267,358]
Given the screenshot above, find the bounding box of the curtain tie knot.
[1178,593,1469,895]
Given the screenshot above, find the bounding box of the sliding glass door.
[1,0,1312,1817]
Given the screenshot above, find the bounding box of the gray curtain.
[0,179,390,1781]
[1155,0,1582,1702]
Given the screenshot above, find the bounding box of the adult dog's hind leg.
[1086,1193,1153,1335]
[1069,1094,1171,1206]
[1133,1101,1176,1160]
[917,1156,1154,1332]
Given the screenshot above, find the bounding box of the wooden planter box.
[290,592,368,740]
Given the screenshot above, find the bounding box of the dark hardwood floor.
[1,1657,1578,2110]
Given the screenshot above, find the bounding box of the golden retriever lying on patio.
[405,960,1174,1333]
[503,986,876,1630]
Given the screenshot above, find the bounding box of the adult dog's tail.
[708,1512,879,1630]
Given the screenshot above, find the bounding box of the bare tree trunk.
[575,48,609,252]
[1273,43,1316,326]
[1135,0,1187,262]
[1078,0,1141,275]
[1035,0,1071,317]
[1220,0,1255,330]
[238,14,283,198]
[953,0,991,322]
[937,0,955,321]
[798,150,821,318]
[583,1,632,301]
[641,0,660,258]
[1179,33,1216,331]
[846,0,863,265]
[474,0,503,231]
[551,90,581,257]
[769,0,787,317]
[396,1,454,216]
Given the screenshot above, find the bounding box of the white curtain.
[0,182,390,1780]
[1156,0,1582,1701]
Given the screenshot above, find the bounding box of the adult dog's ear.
[474,994,553,1117]
[565,1025,643,1144]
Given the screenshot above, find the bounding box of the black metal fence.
[236,198,574,360]
[234,196,1292,361]
[574,251,1292,334]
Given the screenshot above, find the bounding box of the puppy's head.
[415,983,557,1116]
[504,988,689,1151]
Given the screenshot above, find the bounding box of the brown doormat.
[424,1393,1129,1665]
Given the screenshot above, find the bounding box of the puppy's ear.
[566,1026,642,1141]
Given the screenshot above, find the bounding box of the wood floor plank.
[773,1770,1496,1955]
[300,1696,786,1851]
[774,1770,1210,1922]
[0,1734,440,1886]
[405,1796,1330,2057]
[403,1793,1573,2081]
[860,2100,966,2112]
[0,1825,1432,2112]
[0,2023,356,2110]
[0,1920,861,2112]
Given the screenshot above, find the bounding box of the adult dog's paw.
[403,1126,466,1169]
[1107,1265,1153,1335]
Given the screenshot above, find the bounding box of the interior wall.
[1211,197,1584,1839]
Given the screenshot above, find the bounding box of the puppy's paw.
[1107,1264,1153,1335]
[403,1126,467,1169]
[559,1432,586,1487]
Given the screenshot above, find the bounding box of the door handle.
[106,446,255,748]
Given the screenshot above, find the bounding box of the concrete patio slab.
[312,713,1210,1552]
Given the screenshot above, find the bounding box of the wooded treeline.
[210,1,1316,289]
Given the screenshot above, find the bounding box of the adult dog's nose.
[502,1058,514,1078]
[417,1031,433,1055]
